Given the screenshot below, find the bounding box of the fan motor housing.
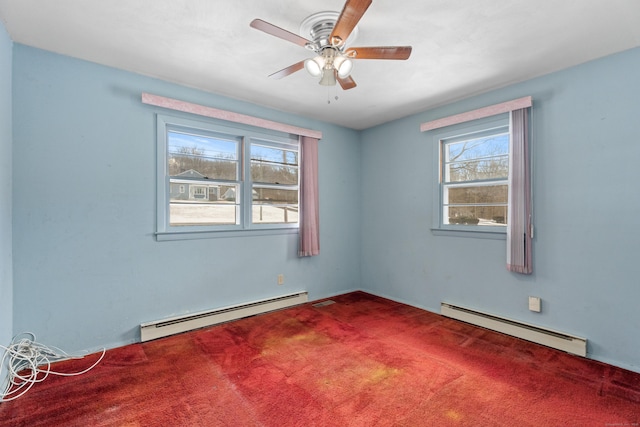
[300,11,359,51]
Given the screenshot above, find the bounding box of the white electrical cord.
[0,332,106,402]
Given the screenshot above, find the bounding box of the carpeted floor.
[1,291,639,426]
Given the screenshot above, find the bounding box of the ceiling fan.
[250,0,412,90]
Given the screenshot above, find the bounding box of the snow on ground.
[169,204,298,225]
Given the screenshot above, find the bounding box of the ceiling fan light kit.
[305,48,354,81]
[250,0,412,91]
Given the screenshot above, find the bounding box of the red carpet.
[1,291,639,426]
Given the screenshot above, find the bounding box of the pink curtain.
[298,136,320,257]
[507,108,532,274]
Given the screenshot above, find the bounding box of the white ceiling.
[1,0,639,130]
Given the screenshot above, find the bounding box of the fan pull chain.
[327,85,339,104]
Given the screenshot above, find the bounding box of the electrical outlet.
[528,296,541,312]
[277,274,284,285]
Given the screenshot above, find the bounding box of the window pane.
[446,156,509,182]
[446,134,508,162]
[446,206,507,226]
[252,205,299,224]
[446,184,508,204]
[168,131,238,180]
[251,164,298,185]
[252,187,298,204]
[444,184,508,226]
[251,144,299,185]
[445,133,509,183]
[170,203,238,225]
[252,186,298,224]
[252,144,298,165]
[169,180,239,225]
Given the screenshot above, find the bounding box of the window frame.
[156,114,300,241]
[431,114,510,240]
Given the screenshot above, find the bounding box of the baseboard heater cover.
[440,303,587,357]
[140,291,308,342]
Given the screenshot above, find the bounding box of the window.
[433,115,510,236]
[156,115,299,239]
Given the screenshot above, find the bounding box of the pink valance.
[142,93,322,139]
[420,96,532,132]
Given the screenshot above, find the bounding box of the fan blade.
[337,74,357,90]
[250,19,310,47]
[345,46,412,60]
[330,0,372,47]
[268,60,306,79]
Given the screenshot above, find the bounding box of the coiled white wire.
[0,332,106,402]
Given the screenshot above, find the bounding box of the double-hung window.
[156,115,299,240]
[434,115,510,236]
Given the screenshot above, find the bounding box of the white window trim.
[155,114,299,241]
[431,114,510,240]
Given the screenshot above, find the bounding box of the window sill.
[156,227,298,241]
[431,228,506,240]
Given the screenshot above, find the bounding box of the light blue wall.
[12,45,361,353]
[10,40,640,374]
[0,22,13,348]
[361,47,640,373]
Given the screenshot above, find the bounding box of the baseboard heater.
[440,303,587,357]
[140,291,308,342]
